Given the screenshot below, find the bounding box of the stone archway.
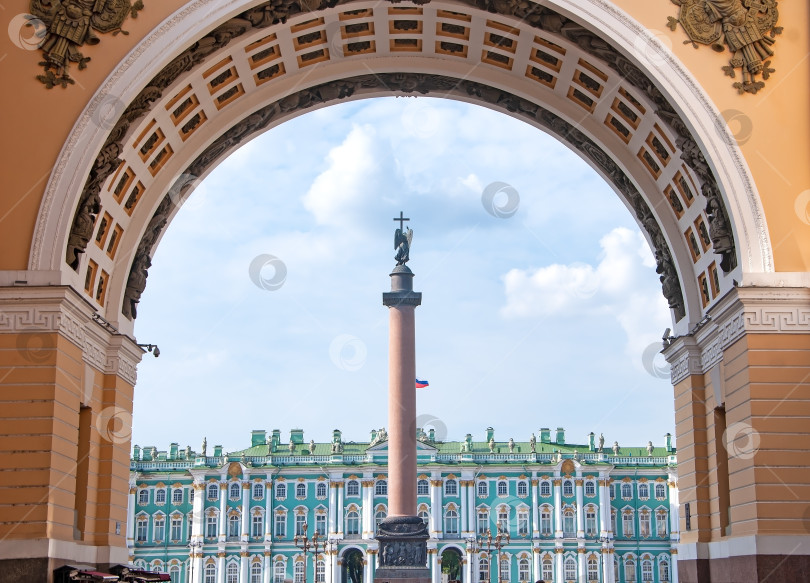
[341,548,365,583]
[1,1,808,582]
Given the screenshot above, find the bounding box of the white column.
[263,552,272,583]
[431,550,440,583]
[466,549,476,583]
[362,479,373,538]
[460,481,468,535]
[671,551,679,583]
[532,548,541,583]
[601,551,610,583]
[364,552,374,583]
[555,551,563,583]
[337,483,345,536]
[531,479,539,539]
[468,482,476,536]
[217,554,226,583]
[575,480,584,539]
[599,480,609,539]
[669,479,679,540]
[241,553,250,582]
[265,481,274,541]
[577,550,586,583]
[553,480,562,538]
[218,483,228,541]
[430,479,442,538]
[192,484,205,540]
[329,483,337,535]
[242,482,251,541]
[330,552,339,583]
[127,485,136,550]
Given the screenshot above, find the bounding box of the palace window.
[316,560,326,583]
[190,489,195,504]
[659,558,670,582]
[205,563,216,583]
[172,488,183,504]
[540,509,552,536]
[611,510,617,535]
[419,510,429,525]
[252,514,264,538]
[153,515,165,542]
[499,558,509,582]
[375,510,386,531]
[479,556,489,581]
[316,482,327,498]
[621,483,632,499]
[418,479,429,495]
[170,516,182,541]
[254,483,265,499]
[445,479,458,496]
[274,561,285,583]
[315,513,326,535]
[497,481,508,496]
[638,483,649,499]
[205,515,217,538]
[228,514,240,539]
[207,484,219,501]
[296,483,307,498]
[155,489,166,504]
[227,563,238,583]
[138,489,149,505]
[585,481,596,496]
[641,559,653,582]
[657,511,669,537]
[170,566,180,582]
[585,508,597,537]
[540,481,551,497]
[564,557,576,580]
[347,480,360,497]
[346,510,360,535]
[623,512,635,538]
[656,483,667,499]
[624,558,636,582]
[518,558,530,581]
[478,481,488,497]
[294,561,304,583]
[588,557,599,580]
[563,509,575,538]
[542,558,553,581]
[477,510,489,534]
[445,509,459,534]
[276,483,287,499]
[296,514,306,536]
[136,517,147,542]
[497,510,508,533]
[517,481,528,497]
[376,480,388,496]
[517,511,529,536]
[610,485,615,500]
[251,562,263,583]
[640,511,651,538]
[562,480,573,497]
[275,513,286,537]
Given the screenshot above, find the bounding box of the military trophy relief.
[29,0,145,88]
[667,0,781,94]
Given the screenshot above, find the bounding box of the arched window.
[584,481,596,496]
[253,483,265,499]
[375,509,387,531]
[640,511,651,537]
[315,513,326,535]
[585,507,597,536]
[226,563,238,583]
[445,479,458,496]
[562,480,574,497]
[623,512,635,537]
[518,558,530,581]
[638,483,649,499]
[517,481,528,497]
[155,489,166,504]
[170,565,180,582]
[479,556,489,582]
[207,483,219,500]
[657,511,669,537]
[564,557,577,580]
[316,482,327,498]
[346,510,360,535]
[190,488,195,504]
[621,483,632,499]
[274,561,285,583]
[251,562,263,583]
[611,509,617,535]
[563,509,575,538]
[346,480,359,497]
[228,514,240,539]
[540,508,552,536]
[138,489,149,505]
[659,558,671,582]
[172,488,183,504]
[170,515,182,541]
[375,480,388,496]
[136,517,147,542]
[477,481,488,497]
[418,479,429,496]
[624,557,636,582]
[587,557,599,580]
[276,483,287,499]
[295,514,306,536]
[497,509,508,533]
[477,510,489,534]
[316,559,326,583]
[499,558,509,582]
[296,483,307,498]
[641,559,653,581]
[496,481,508,496]
[542,558,553,581]
[419,509,429,525]
[153,563,163,573]
[204,563,216,583]
[294,561,304,583]
[655,483,667,499]
[445,508,459,534]
[540,481,551,497]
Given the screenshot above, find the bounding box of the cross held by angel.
[393,211,413,266]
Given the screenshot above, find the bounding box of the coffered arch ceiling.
[31,0,769,337]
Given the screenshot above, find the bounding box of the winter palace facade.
[128,428,679,583]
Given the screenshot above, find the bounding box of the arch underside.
[56,0,743,334]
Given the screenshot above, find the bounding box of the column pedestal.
[374,517,430,583]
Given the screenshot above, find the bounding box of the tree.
[441,550,461,582]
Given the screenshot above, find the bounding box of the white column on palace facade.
[364,551,375,583]
[242,482,251,541]
[362,479,374,538]
[241,553,250,582]
[531,479,540,539]
[671,550,679,583]
[430,478,442,538]
[330,552,339,583]
[553,480,562,538]
[606,550,615,583]
[468,481,476,535]
[328,483,337,535]
[466,549,475,583]
[263,552,272,583]
[217,554,226,583]
[532,548,541,583]
[575,480,584,538]
[192,553,203,583]
[555,551,564,583]
[265,481,274,541]
[431,550,440,583]
[192,483,205,540]
[577,549,586,583]
[460,480,468,535]
[218,483,228,541]
[601,551,610,583]
[337,483,345,536]
[669,478,679,540]
[127,484,136,550]
[598,479,609,538]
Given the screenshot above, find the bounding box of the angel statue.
[394,226,413,265]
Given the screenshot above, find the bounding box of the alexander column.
[375,212,430,583]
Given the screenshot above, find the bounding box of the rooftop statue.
[393,211,413,266]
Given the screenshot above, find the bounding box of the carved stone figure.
[598,433,605,452]
[185,445,192,459]
[529,433,536,453]
[508,438,515,453]
[703,184,737,272]
[65,190,100,269]
[309,439,315,453]
[394,227,413,266]
[647,441,655,456]
[488,438,495,453]
[202,437,207,457]
[289,439,295,453]
[613,442,620,456]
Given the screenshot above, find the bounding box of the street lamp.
[295,523,324,583]
[477,528,509,583]
[188,539,203,582]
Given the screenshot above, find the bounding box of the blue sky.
[131,97,674,455]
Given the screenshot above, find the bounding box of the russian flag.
[415,378,429,388]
